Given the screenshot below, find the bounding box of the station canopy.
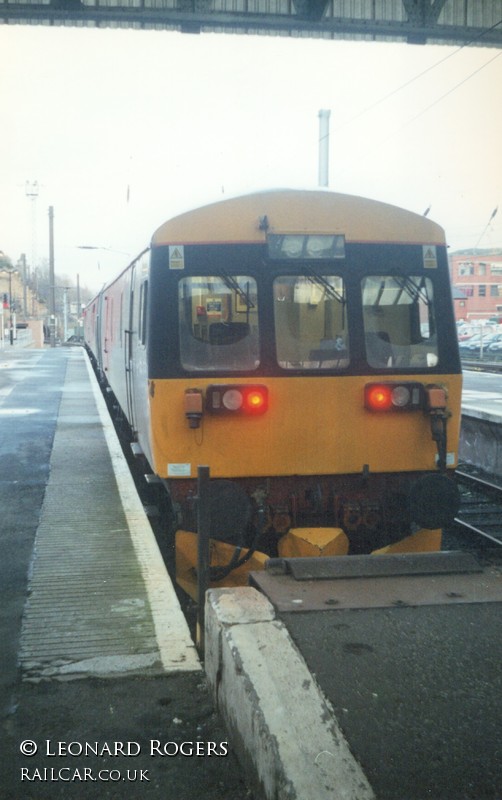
[2,0,502,47]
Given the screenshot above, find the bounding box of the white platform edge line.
[82,351,200,672]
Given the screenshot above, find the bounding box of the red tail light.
[364,382,424,412]
[243,387,267,413]
[366,384,393,411]
[206,384,268,415]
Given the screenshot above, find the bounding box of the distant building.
[449,251,502,324]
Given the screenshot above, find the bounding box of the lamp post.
[318,109,331,188]
[50,285,70,343]
[49,206,56,348]
[25,180,39,277]
[16,253,28,319]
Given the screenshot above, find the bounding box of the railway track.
[453,468,502,547]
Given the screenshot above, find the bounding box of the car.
[487,338,502,352]
[459,333,500,353]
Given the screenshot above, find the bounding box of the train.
[84,189,462,599]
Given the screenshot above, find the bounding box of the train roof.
[151,189,446,248]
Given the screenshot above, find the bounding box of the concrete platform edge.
[462,405,502,425]
[204,587,375,800]
[460,409,502,477]
[83,352,201,673]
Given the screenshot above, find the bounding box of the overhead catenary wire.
[393,49,502,132]
[332,45,502,183]
[332,18,502,135]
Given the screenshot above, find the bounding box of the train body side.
[84,250,154,465]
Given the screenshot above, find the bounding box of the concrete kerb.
[460,410,502,476]
[204,587,375,800]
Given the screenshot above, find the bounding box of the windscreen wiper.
[390,274,430,306]
[219,272,255,309]
[305,268,345,305]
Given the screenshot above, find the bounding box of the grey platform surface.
[462,369,502,424]
[0,347,253,800]
[252,562,502,800]
[18,348,199,679]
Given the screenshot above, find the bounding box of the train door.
[125,263,137,433]
[95,294,103,374]
[130,258,151,462]
[103,293,113,374]
[124,254,151,460]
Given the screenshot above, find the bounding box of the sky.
[1,23,501,293]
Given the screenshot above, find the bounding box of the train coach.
[84,189,462,599]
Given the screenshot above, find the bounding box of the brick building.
[449,251,502,324]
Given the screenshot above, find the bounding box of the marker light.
[366,384,393,411]
[222,389,243,411]
[206,384,268,416]
[244,388,267,413]
[364,382,424,412]
[391,385,411,408]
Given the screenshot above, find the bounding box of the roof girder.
[1,0,501,48]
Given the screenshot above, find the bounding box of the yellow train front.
[115,190,463,599]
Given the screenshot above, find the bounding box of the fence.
[1,326,34,349]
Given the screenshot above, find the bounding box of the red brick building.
[449,251,502,323]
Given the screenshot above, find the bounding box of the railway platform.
[246,552,502,800]
[0,346,249,799]
[8,346,199,679]
[460,383,502,476]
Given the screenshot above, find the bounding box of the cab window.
[273,275,349,369]
[178,276,259,371]
[362,275,438,368]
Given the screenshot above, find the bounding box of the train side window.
[273,275,349,369]
[178,276,260,371]
[361,276,438,368]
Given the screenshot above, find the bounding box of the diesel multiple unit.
[84,189,462,597]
